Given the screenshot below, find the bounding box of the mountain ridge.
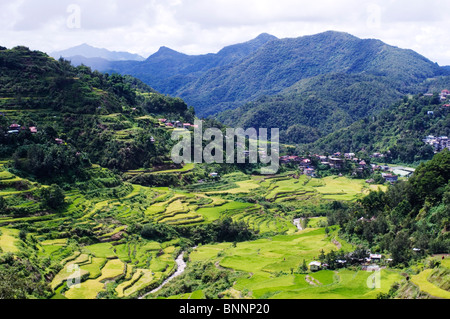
[50,43,146,62]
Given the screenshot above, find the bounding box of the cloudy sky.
[1,0,450,65]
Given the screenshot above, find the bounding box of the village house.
[344,153,355,160]
[298,158,311,168]
[423,135,450,153]
[440,90,450,102]
[369,254,382,263]
[309,261,322,272]
[371,152,384,158]
[304,168,316,178]
[29,127,37,134]
[382,173,398,183]
[280,155,302,164]
[174,121,183,128]
[9,123,20,130]
[328,157,345,170]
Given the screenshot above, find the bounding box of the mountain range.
[52,31,450,145]
[50,43,145,67]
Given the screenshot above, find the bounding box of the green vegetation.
[328,150,450,266]
[307,93,450,164]
[0,44,448,300]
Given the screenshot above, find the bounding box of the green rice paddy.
[0,160,424,299]
[188,228,403,299]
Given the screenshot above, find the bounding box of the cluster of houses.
[5,123,38,135]
[423,135,450,153]
[309,254,391,272]
[279,152,403,183]
[424,89,450,102]
[309,247,425,272]
[157,119,199,129]
[5,123,68,146]
[439,89,450,102]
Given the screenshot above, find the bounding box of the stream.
[139,248,194,299]
[293,218,303,231]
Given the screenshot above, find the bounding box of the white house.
[309,261,322,272]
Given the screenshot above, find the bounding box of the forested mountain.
[0,45,194,176]
[51,43,145,62]
[104,33,278,99]
[303,89,450,163]
[99,31,446,119]
[217,72,407,144]
[184,31,444,116]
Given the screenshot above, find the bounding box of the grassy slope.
[189,227,403,299]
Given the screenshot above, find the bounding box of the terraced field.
[187,227,403,299]
[410,258,450,299]
[0,227,20,253]
[48,239,180,299]
[0,161,393,299]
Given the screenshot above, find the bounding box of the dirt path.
[305,275,322,286]
[332,238,342,250]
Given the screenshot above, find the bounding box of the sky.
[1,0,450,65]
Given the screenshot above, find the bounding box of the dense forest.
[101,31,446,119]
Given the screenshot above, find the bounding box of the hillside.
[101,31,445,118]
[185,31,444,116]
[0,45,195,174]
[303,89,450,163]
[217,72,408,144]
[0,44,449,301]
[103,33,278,98]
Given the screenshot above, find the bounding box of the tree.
[0,196,5,210]
[41,184,65,210]
[298,259,308,273]
[390,231,411,266]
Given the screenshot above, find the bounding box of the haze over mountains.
[50,43,146,71]
[52,31,450,144]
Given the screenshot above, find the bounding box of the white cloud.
[1,0,450,64]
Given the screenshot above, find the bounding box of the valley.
[0,37,449,301]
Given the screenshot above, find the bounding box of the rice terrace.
[2,155,446,300]
[1,21,450,304]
